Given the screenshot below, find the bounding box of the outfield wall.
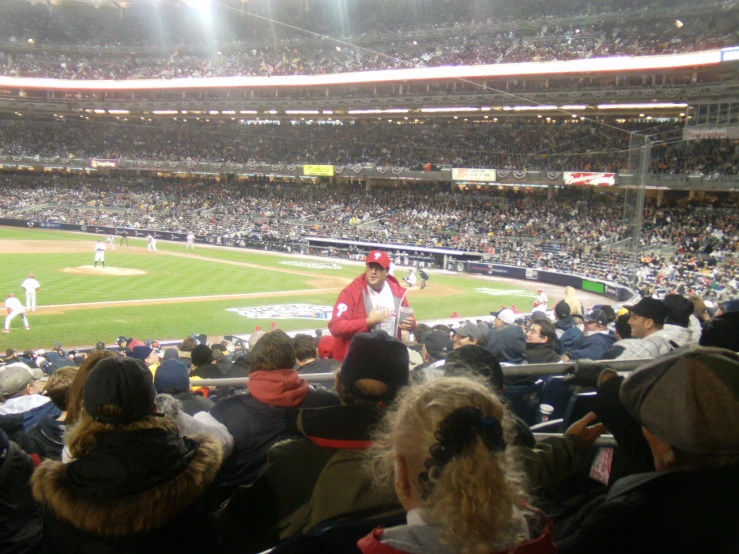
[0,217,636,304]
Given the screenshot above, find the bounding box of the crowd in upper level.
[1,119,737,176]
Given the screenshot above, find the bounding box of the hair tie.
[418,406,506,495]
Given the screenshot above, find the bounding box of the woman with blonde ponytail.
[359,377,556,554]
[563,286,584,316]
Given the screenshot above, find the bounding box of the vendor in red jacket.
[329,250,415,362]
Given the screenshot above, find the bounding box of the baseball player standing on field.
[186,232,195,250]
[106,234,116,251]
[532,288,549,311]
[21,273,40,311]
[3,293,29,333]
[94,240,106,268]
[147,234,157,252]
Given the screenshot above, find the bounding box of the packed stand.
[3,119,738,176]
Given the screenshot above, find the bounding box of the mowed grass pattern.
[0,228,541,349]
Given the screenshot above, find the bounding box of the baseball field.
[0,227,597,351]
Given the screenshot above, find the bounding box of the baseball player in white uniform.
[106,234,116,251]
[94,240,106,268]
[532,288,549,311]
[4,293,29,333]
[21,273,40,312]
[147,234,157,252]
[186,232,195,250]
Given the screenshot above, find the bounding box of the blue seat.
[503,382,544,426]
[534,376,573,424]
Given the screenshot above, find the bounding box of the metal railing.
[191,358,648,388]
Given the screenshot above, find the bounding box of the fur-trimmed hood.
[31,432,222,537]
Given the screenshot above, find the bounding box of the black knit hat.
[340,331,409,402]
[191,344,214,366]
[83,357,160,424]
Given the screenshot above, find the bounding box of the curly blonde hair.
[367,377,532,554]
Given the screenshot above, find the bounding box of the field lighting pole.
[622,132,651,286]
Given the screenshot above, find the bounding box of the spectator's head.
[554,300,571,321]
[130,346,157,366]
[663,294,694,328]
[338,331,409,406]
[364,250,391,292]
[594,305,616,324]
[317,335,335,359]
[179,337,198,352]
[65,350,121,426]
[620,347,739,472]
[292,334,317,363]
[716,298,739,317]
[526,319,556,346]
[44,366,78,412]
[414,323,431,343]
[53,342,64,354]
[491,308,515,329]
[249,330,295,372]
[248,331,266,351]
[452,322,481,349]
[444,345,504,394]
[583,309,609,334]
[700,312,739,351]
[95,341,106,351]
[155,359,190,394]
[368,377,525,553]
[626,297,667,339]
[422,330,453,363]
[0,365,36,400]
[689,296,709,321]
[66,357,174,460]
[5,349,17,360]
[615,313,632,340]
[191,345,214,367]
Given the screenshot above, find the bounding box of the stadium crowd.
[1,119,737,176]
[1,175,737,302]
[0,267,737,552]
[2,13,735,80]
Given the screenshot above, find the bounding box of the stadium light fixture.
[347,108,408,114]
[152,110,178,115]
[503,105,557,111]
[108,109,129,114]
[286,110,319,114]
[93,109,106,114]
[186,0,211,17]
[420,107,479,113]
[209,110,219,115]
[597,103,688,109]
[222,110,236,114]
[240,110,257,114]
[560,105,587,110]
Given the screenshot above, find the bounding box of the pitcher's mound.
[62,266,147,276]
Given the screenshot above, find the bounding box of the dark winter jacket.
[564,332,616,361]
[0,442,43,554]
[487,324,527,364]
[219,404,402,554]
[211,370,338,495]
[171,391,214,416]
[25,414,65,461]
[31,429,223,554]
[555,466,739,554]
[554,317,583,355]
[525,343,562,364]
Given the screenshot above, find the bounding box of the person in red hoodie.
[329,250,415,361]
[210,330,338,501]
[358,377,557,554]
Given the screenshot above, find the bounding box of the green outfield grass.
[0,227,541,350]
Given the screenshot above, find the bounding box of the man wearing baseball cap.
[611,297,677,360]
[561,308,616,361]
[487,308,527,364]
[328,250,414,361]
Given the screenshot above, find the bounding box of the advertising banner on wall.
[88,159,120,169]
[451,168,497,182]
[684,128,728,141]
[303,165,334,176]
[563,172,616,186]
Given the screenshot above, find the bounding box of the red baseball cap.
[365,250,391,269]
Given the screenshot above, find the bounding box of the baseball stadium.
[0,0,737,552]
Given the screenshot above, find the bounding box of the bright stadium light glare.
[187,0,211,17]
[420,107,479,113]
